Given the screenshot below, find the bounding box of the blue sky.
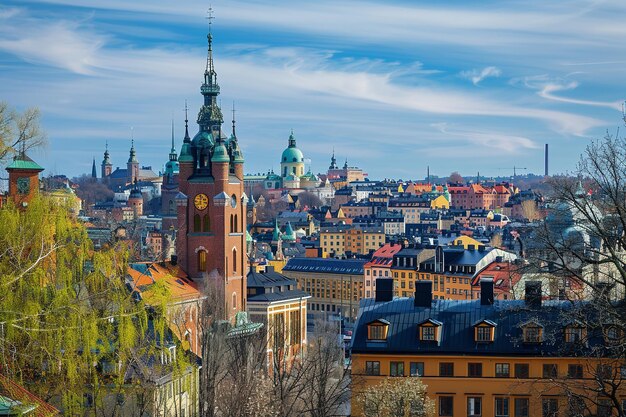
[1,0,625,180]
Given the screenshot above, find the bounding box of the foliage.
[356,377,435,417]
[0,101,47,164]
[0,196,176,413]
[73,174,115,205]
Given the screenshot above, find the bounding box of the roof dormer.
[473,319,496,343]
[418,318,442,344]
[367,319,390,341]
[521,320,543,343]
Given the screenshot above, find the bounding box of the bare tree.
[355,377,434,417]
[448,172,464,185]
[0,101,46,164]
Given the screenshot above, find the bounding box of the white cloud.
[461,66,502,85]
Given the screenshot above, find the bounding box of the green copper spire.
[169,119,177,162]
[197,9,223,131]
[128,139,138,163]
[179,102,193,163]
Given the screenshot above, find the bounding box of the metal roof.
[351,297,603,357]
[283,257,367,275]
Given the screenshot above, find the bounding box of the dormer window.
[564,322,585,343]
[367,319,390,341]
[604,326,622,344]
[474,320,496,343]
[419,319,443,343]
[521,321,543,343]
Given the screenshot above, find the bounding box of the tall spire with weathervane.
[197,7,223,132]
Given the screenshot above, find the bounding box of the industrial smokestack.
[544,144,549,177]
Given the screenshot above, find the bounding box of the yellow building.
[282,257,367,320]
[390,246,435,297]
[450,235,483,249]
[351,279,625,417]
[430,194,450,210]
[319,225,385,257]
[246,266,310,369]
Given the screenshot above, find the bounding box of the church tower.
[127,140,139,185]
[161,120,180,232]
[101,142,113,179]
[176,26,247,320]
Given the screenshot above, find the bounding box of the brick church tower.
[176,29,247,320]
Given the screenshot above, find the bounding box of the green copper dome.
[211,143,230,163]
[281,147,304,163]
[165,160,179,175]
[192,130,214,147]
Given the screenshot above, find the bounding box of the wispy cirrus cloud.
[461,66,502,85]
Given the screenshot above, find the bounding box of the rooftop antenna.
[232,101,236,136]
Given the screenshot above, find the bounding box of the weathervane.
[206,6,214,33]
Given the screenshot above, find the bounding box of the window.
[439,362,454,377]
[198,250,207,272]
[439,396,453,416]
[514,398,529,417]
[410,362,424,377]
[496,363,510,378]
[203,214,210,232]
[568,396,585,416]
[542,398,558,417]
[390,361,404,377]
[495,397,509,417]
[231,293,237,310]
[605,326,621,343]
[568,364,583,379]
[514,364,529,379]
[475,326,494,342]
[367,321,389,340]
[468,362,483,377]
[523,324,543,343]
[467,397,482,416]
[598,365,613,380]
[422,326,436,341]
[597,399,612,417]
[365,361,380,375]
[543,364,558,379]
[232,249,237,273]
[565,326,583,343]
[194,214,201,232]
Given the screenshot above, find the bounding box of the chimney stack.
[414,280,433,307]
[375,278,394,302]
[524,281,542,308]
[480,278,494,305]
[544,144,549,177]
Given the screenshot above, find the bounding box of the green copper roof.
[281,146,304,163]
[282,222,296,241]
[211,143,230,163]
[178,143,193,162]
[6,154,44,171]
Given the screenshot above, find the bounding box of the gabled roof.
[6,153,44,172]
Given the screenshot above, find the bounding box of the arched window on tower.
[232,292,237,310]
[229,214,234,233]
[284,167,287,177]
[234,214,238,233]
[292,167,296,175]
[203,214,210,232]
[232,248,237,274]
[194,214,201,232]
[198,250,207,272]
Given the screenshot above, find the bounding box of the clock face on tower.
[194,193,209,210]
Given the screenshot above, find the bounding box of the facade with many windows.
[351,279,626,417]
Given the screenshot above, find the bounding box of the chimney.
[375,278,394,302]
[170,255,178,266]
[468,244,475,251]
[478,245,486,252]
[480,278,494,305]
[414,280,433,307]
[544,144,549,177]
[524,281,542,308]
[265,265,275,273]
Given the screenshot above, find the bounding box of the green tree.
[0,196,172,413]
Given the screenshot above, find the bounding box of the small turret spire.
[91,157,97,178]
[183,100,190,143]
[231,101,237,137]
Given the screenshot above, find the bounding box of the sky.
[1,0,625,181]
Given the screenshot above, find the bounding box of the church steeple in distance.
[169,119,178,162]
[91,157,97,178]
[197,7,223,132]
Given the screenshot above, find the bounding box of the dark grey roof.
[283,257,367,275]
[351,297,603,356]
[247,269,310,303]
